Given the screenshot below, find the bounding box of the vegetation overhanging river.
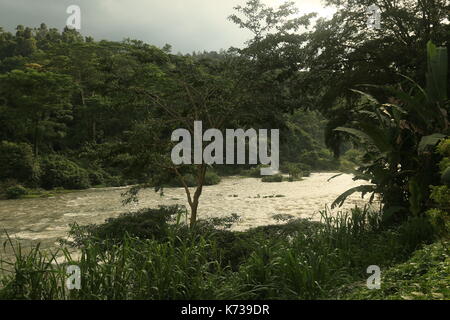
[0,172,374,256]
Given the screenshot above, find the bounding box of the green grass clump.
[164,171,221,187]
[5,185,28,199]
[204,171,221,186]
[241,167,262,178]
[261,174,283,183]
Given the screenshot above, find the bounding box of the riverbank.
[0,165,352,201]
[0,205,446,300]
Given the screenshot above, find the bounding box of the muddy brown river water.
[0,173,375,256]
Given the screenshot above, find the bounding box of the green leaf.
[334,125,391,153]
[334,127,373,143]
[331,184,375,209]
[418,134,447,154]
[350,89,379,105]
[327,173,343,182]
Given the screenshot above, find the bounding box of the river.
[0,173,375,255]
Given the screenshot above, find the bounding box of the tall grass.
[1,234,230,300]
[0,206,437,300]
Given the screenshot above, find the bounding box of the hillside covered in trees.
[0,21,349,198]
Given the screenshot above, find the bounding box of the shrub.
[0,141,39,185]
[280,162,304,181]
[204,171,221,185]
[5,185,28,199]
[165,171,220,187]
[261,174,283,183]
[241,167,262,177]
[343,240,450,300]
[441,168,450,186]
[104,175,123,187]
[66,206,185,247]
[298,151,320,168]
[40,155,90,190]
[398,217,436,253]
[426,139,450,237]
[88,170,105,186]
[165,173,196,187]
[340,149,364,169]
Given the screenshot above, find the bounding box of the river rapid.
[0,173,375,255]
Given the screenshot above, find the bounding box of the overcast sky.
[0,0,336,53]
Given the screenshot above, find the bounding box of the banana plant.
[331,41,449,221]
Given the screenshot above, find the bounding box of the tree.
[122,54,244,227]
[331,41,449,221]
[0,141,38,184]
[0,68,74,155]
[228,0,318,124]
[306,0,450,154]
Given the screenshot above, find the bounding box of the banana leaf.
[418,133,447,154]
[331,184,376,209]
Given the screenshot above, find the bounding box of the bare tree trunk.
[173,164,207,228]
[189,164,207,228]
[33,118,39,156]
[189,198,199,228]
